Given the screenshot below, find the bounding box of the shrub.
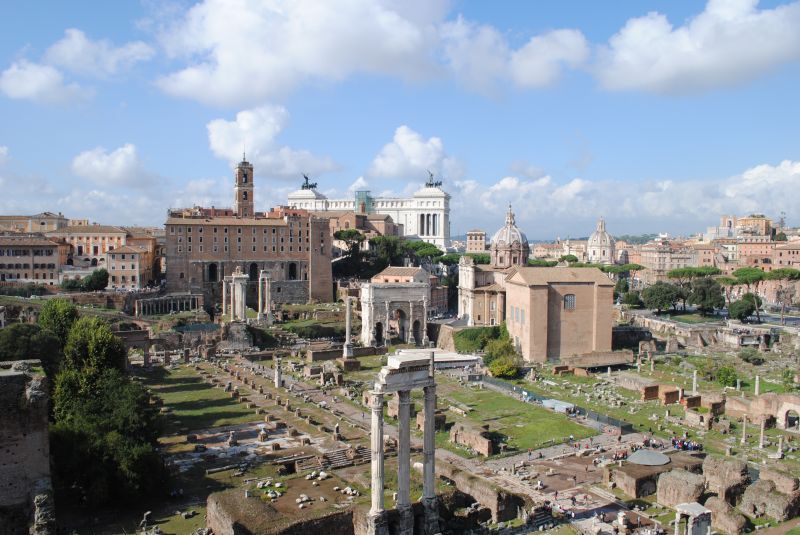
[738,348,765,365]
[716,366,738,387]
[729,299,755,322]
[489,356,519,378]
[453,326,500,353]
[483,338,516,366]
[622,291,642,307]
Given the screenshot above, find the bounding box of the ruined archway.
[392,309,407,342]
[412,320,421,346]
[208,263,218,282]
[374,322,384,346]
[288,262,298,281]
[249,262,258,282]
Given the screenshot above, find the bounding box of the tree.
[775,231,788,242]
[622,291,642,307]
[716,366,738,388]
[83,268,109,291]
[716,276,739,312]
[333,229,365,259]
[63,316,126,377]
[733,267,765,322]
[528,259,557,267]
[51,368,165,507]
[0,323,61,376]
[488,356,519,378]
[559,254,579,263]
[483,338,517,366]
[614,277,629,296]
[641,281,681,313]
[38,298,79,347]
[465,253,490,265]
[368,236,406,269]
[406,240,443,266]
[729,298,755,322]
[766,268,800,325]
[439,253,462,266]
[688,277,725,315]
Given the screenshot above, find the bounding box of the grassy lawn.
[441,383,595,452]
[668,312,722,324]
[137,365,260,434]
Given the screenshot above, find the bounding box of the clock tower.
[233,156,254,217]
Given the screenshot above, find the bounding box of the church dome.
[491,205,528,246]
[588,218,613,248]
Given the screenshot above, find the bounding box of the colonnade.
[135,295,201,317]
[369,352,439,535]
[222,267,249,321]
[418,213,440,237]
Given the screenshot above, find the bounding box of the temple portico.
[222,267,249,321]
[368,352,439,535]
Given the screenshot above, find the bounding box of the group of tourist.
[670,436,703,451]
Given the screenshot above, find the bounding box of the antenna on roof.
[242,141,246,162]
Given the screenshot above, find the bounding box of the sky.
[1,0,800,240]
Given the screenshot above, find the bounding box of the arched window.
[564,294,576,310]
[243,191,248,200]
[208,263,218,282]
[288,262,297,280]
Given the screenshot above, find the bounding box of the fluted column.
[370,391,385,515]
[258,275,264,318]
[397,390,413,535]
[422,382,439,534]
[344,296,354,357]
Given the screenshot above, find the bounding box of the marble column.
[692,370,698,395]
[407,302,414,344]
[422,297,429,345]
[258,274,264,319]
[759,419,765,449]
[755,375,760,396]
[397,390,413,535]
[343,296,354,357]
[385,302,391,344]
[274,357,282,389]
[368,391,388,535]
[741,415,747,445]
[422,383,439,535]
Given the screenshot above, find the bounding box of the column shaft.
[397,390,411,507]
[370,392,385,515]
[422,385,436,499]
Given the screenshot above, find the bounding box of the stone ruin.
[656,469,705,508]
[702,457,749,504]
[0,360,55,535]
[448,422,494,457]
[704,496,747,535]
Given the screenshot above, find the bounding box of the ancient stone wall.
[449,422,493,457]
[702,457,749,504]
[435,462,525,522]
[759,468,799,495]
[739,479,800,522]
[0,361,54,535]
[704,496,747,535]
[307,346,386,362]
[656,469,705,508]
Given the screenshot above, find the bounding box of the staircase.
[528,507,554,531]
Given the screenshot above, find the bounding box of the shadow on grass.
[164,410,258,434]
[169,397,251,412]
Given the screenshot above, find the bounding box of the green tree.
[333,229,365,259]
[688,277,725,315]
[483,337,517,366]
[621,291,642,307]
[614,277,629,296]
[559,254,579,263]
[528,259,558,267]
[63,316,126,376]
[439,253,462,266]
[83,268,109,291]
[51,368,165,507]
[716,366,738,388]
[733,267,766,322]
[729,298,755,322]
[0,323,61,376]
[488,356,519,378]
[641,281,681,313]
[716,276,739,312]
[766,268,800,325]
[465,253,490,265]
[775,231,788,241]
[38,298,79,347]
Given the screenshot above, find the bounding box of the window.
[564,294,576,310]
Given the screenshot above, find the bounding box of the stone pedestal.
[366,511,389,535]
[339,357,361,372]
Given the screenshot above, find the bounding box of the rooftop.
[509,266,614,287]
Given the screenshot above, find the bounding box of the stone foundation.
[704,496,747,535]
[702,457,749,505]
[656,469,705,507]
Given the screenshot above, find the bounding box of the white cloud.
[206,106,337,179]
[45,28,154,77]
[369,125,461,180]
[347,176,369,193]
[447,160,800,237]
[71,143,149,187]
[0,60,89,103]
[157,0,445,106]
[0,146,8,165]
[594,0,800,94]
[440,18,588,94]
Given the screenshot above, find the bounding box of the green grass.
[669,312,722,324]
[442,384,594,452]
[137,366,260,434]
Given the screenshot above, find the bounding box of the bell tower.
[234,155,254,217]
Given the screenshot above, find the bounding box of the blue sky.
[1,0,799,240]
